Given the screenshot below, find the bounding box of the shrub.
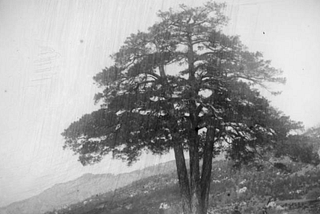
[306,188,320,200]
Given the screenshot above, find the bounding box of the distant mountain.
[0,161,177,214]
[46,171,181,214]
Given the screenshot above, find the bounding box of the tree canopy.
[62,2,303,214]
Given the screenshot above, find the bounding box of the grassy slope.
[46,160,320,214]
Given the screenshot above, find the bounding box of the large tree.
[62,2,298,214]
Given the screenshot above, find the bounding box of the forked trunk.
[173,128,215,214]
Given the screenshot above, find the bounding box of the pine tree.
[62,2,299,213]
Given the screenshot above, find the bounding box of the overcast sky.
[0,0,319,207]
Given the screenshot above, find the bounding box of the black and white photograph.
[1,0,320,213]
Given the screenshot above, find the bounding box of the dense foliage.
[275,135,320,165]
[62,1,306,213]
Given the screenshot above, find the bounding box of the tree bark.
[199,127,215,214]
[174,138,214,214]
[173,141,192,214]
[189,129,201,214]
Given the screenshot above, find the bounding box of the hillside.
[305,126,320,152]
[0,161,177,214]
[45,160,320,214]
[2,157,320,214]
[305,126,320,139]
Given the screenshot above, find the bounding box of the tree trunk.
[173,141,192,214]
[173,126,216,214]
[173,132,204,214]
[173,123,215,213]
[200,127,215,214]
[174,33,214,214]
[189,132,201,214]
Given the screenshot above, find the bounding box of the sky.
[0,0,319,208]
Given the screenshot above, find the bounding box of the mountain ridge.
[0,160,177,214]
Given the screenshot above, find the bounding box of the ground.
[45,160,320,214]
